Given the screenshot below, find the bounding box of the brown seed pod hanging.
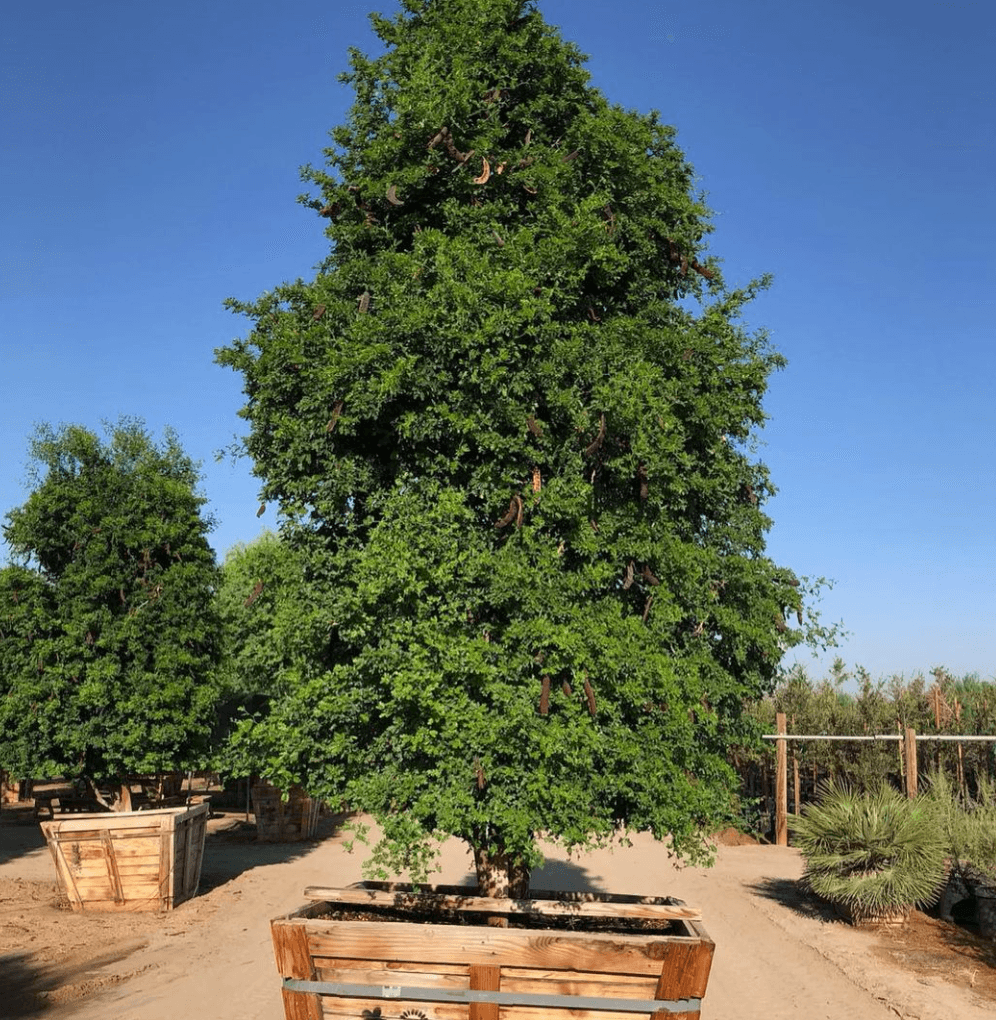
[514,493,524,529]
[524,128,532,146]
[495,498,517,528]
[622,560,635,590]
[561,681,573,696]
[357,291,371,314]
[326,399,344,433]
[539,676,550,716]
[637,463,649,501]
[532,466,541,493]
[473,157,492,185]
[642,594,655,623]
[561,149,579,163]
[319,202,341,219]
[691,260,715,280]
[474,756,486,790]
[584,412,606,457]
[527,416,543,437]
[641,565,660,586]
[427,126,448,150]
[244,580,264,607]
[386,184,404,206]
[256,503,266,518]
[311,304,326,321]
[583,676,597,716]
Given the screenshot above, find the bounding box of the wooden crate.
[271,882,714,1020]
[253,783,321,842]
[40,802,209,912]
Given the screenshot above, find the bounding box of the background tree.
[213,531,328,791]
[0,420,221,806]
[218,0,812,892]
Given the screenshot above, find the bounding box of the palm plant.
[789,783,947,924]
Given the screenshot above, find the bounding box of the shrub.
[790,783,947,922]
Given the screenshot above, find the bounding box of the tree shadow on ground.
[530,857,607,895]
[0,808,48,868]
[196,810,350,891]
[747,875,842,922]
[1,953,52,1018]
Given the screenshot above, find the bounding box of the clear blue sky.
[2,1,993,683]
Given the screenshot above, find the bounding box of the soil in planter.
[310,900,687,936]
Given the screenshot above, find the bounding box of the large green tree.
[0,420,221,803]
[218,0,808,891]
[214,531,328,789]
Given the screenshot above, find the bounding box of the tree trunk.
[472,844,531,926]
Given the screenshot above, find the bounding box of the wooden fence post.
[776,713,788,846]
[904,727,918,798]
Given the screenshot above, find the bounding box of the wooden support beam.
[775,712,788,846]
[904,727,918,798]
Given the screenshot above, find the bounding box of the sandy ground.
[2,807,995,1020]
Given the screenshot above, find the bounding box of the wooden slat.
[303,922,673,975]
[469,963,500,1020]
[316,993,657,1020]
[303,886,701,922]
[282,986,323,1020]
[274,921,319,980]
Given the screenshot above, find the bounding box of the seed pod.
[562,149,579,162]
[539,676,550,716]
[256,503,266,518]
[561,681,573,696]
[527,416,543,437]
[474,757,485,790]
[642,594,654,623]
[692,260,715,280]
[311,304,326,321]
[326,400,344,433]
[473,157,491,184]
[244,581,264,607]
[495,498,517,528]
[797,607,803,626]
[386,184,404,206]
[584,413,606,457]
[583,677,597,716]
[641,565,660,586]
[514,494,523,529]
[357,291,371,314]
[532,466,541,493]
[622,560,635,590]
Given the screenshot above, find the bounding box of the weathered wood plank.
[469,963,500,1020]
[317,995,647,1020]
[303,886,701,922]
[275,921,319,980]
[302,923,673,975]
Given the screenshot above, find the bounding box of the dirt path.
[2,810,993,1020]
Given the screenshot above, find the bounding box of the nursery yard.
[2,808,995,1020]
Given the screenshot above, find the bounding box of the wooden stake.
[904,727,918,798]
[775,713,788,846]
[793,754,801,815]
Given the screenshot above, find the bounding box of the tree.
[0,420,221,805]
[218,0,810,893]
[213,531,328,789]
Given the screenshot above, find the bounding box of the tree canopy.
[214,531,328,789]
[0,420,221,790]
[218,0,809,887]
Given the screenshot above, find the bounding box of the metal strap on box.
[282,978,701,1013]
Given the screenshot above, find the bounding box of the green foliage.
[217,0,817,881]
[790,783,947,914]
[0,420,221,783]
[923,770,996,881]
[213,531,329,786]
[742,661,996,794]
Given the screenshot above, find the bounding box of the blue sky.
[2,0,993,683]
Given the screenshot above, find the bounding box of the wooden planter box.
[253,783,322,842]
[40,802,208,912]
[271,882,714,1020]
